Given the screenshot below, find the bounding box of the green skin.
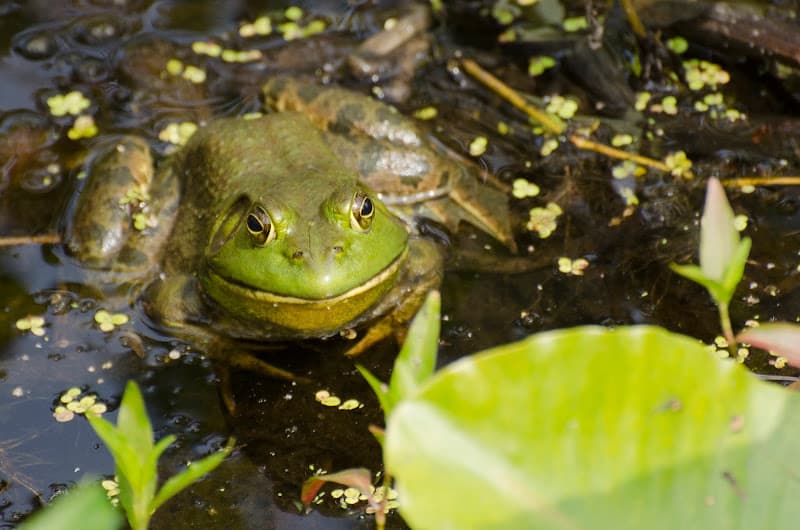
[65,78,510,354]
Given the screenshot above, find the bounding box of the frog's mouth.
[204,247,408,304]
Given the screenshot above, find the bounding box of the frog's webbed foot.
[64,136,179,278]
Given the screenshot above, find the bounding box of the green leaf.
[721,236,751,295]
[700,177,740,282]
[116,381,155,455]
[386,290,440,413]
[669,263,728,303]
[737,322,800,368]
[19,482,122,530]
[355,364,390,413]
[386,325,800,530]
[86,414,145,497]
[150,437,234,513]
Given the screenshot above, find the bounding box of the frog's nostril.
[291,250,304,260]
[332,245,344,254]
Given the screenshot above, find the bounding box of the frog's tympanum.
[65,78,512,357]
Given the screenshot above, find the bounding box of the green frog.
[64,78,513,358]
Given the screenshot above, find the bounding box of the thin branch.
[0,234,60,247]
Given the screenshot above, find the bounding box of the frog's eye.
[350,191,375,231]
[246,205,276,245]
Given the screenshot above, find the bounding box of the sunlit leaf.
[356,364,390,413]
[720,237,751,297]
[386,326,800,530]
[738,323,800,368]
[386,290,440,413]
[700,177,740,282]
[19,482,122,530]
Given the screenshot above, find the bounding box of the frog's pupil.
[247,214,263,233]
[361,197,373,217]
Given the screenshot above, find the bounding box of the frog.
[63,77,513,364]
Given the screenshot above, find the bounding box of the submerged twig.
[620,0,647,39]
[461,59,566,135]
[570,135,695,178]
[0,234,60,247]
[722,176,800,188]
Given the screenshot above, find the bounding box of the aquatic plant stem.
[461,59,566,135]
[620,0,647,39]
[718,301,737,355]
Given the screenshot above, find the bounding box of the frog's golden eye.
[245,205,276,245]
[350,191,374,231]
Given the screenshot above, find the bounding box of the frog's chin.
[201,248,407,333]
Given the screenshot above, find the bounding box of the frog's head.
[200,185,408,335]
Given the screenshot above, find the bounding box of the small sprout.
[67,114,98,140]
[181,65,206,84]
[413,106,438,120]
[667,36,688,54]
[558,257,589,276]
[94,309,129,332]
[47,91,91,117]
[562,16,587,32]
[469,136,488,157]
[512,178,540,199]
[16,315,46,336]
[528,56,556,76]
[158,121,198,146]
[285,6,303,21]
[526,202,562,238]
[611,133,633,147]
[540,138,559,157]
[664,150,692,178]
[191,41,222,57]
[635,91,651,111]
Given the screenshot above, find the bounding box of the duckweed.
[512,178,540,198]
[47,91,91,117]
[540,138,559,156]
[545,95,578,119]
[612,160,645,179]
[734,214,748,232]
[562,16,587,32]
[191,41,222,57]
[611,133,633,147]
[412,106,438,120]
[526,202,562,238]
[285,6,303,21]
[528,56,555,77]
[67,114,98,140]
[158,121,198,145]
[94,309,129,332]
[221,49,263,63]
[635,91,651,112]
[54,387,107,423]
[16,315,46,336]
[667,37,688,54]
[558,257,589,276]
[240,16,272,37]
[469,136,488,157]
[664,150,692,178]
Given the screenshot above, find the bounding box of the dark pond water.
[2,1,800,528]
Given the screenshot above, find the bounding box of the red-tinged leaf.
[700,177,739,282]
[737,323,800,367]
[301,468,373,506]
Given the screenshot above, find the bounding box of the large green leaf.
[386,326,800,530]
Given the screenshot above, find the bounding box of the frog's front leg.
[64,136,178,278]
[343,237,443,357]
